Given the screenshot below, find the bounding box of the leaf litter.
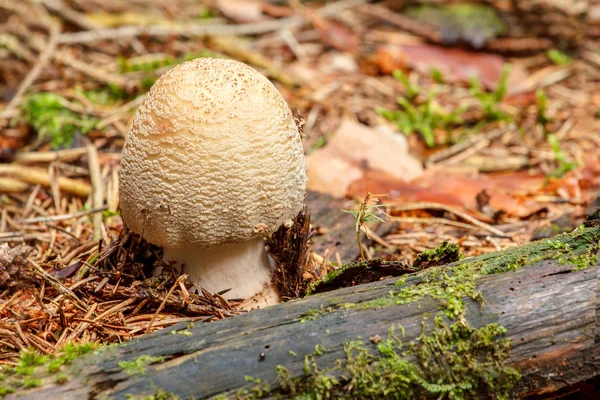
[0,0,599,367]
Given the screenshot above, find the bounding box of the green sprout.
[547,49,572,66]
[378,69,464,147]
[547,134,578,178]
[392,70,420,100]
[430,68,445,84]
[341,192,389,261]
[469,64,511,122]
[536,89,551,135]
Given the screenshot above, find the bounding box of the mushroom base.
[162,237,278,301]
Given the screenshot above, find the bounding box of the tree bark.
[13,226,600,400]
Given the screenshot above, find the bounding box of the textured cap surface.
[119,58,307,249]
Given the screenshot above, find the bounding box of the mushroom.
[119,57,307,306]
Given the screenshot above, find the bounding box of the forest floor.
[0,0,599,369]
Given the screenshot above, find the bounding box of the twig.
[390,217,491,232]
[426,125,510,164]
[146,275,187,334]
[41,0,100,31]
[28,258,90,311]
[14,148,88,164]
[0,19,60,127]
[360,3,441,43]
[0,165,91,197]
[86,141,104,240]
[391,203,509,238]
[24,207,107,224]
[56,0,366,45]
[0,177,29,193]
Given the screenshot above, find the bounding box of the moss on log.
[7,226,599,400]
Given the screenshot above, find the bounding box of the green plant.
[469,64,511,122]
[119,355,164,375]
[341,193,389,261]
[378,69,465,147]
[22,93,99,149]
[269,318,519,400]
[536,89,551,135]
[547,49,571,66]
[547,134,578,178]
[392,70,420,100]
[430,68,445,84]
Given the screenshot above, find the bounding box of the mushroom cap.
[119,58,307,249]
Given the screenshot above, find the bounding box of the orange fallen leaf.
[307,120,424,198]
[375,43,527,92]
[348,168,547,218]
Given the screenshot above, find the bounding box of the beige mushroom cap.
[119,58,307,250]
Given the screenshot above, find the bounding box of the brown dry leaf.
[306,120,424,198]
[374,44,527,91]
[544,159,600,203]
[348,168,546,218]
[314,19,359,53]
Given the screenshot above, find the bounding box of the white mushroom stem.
[162,237,278,301]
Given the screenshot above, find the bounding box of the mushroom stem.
[163,237,277,300]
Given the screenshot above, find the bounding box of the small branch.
[391,202,509,238]
[28,258,89,312]
[56,0,366,45]
[0,21,60,127]
[86,141,104,241]
[0,165,91,197]
[24,207,108,224]
[146,275,188,334]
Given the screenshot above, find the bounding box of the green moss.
[265,227,598,399]
[0,342,97,397]
[22,93,100,149]
[22,378,41,388]
[412,241,463,269]
[170,322,195,336]
[405,4,506,48]
[267,317,518,400]
[125,389,180,400]
[76,85,128,105]
[305,227,597,321]
[237,376,271,399]
[119,355,165,376]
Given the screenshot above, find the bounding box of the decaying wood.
[13,226,599,399]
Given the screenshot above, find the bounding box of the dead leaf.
[348,168,547,218]
[314,19,359,53]
[215,0,268,23]
[375,44,527,92]
[306,120,424,198]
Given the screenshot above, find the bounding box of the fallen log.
[9,225,600,399]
